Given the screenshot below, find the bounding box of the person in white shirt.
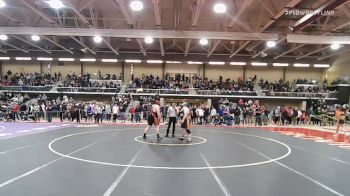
[112,104,119,123]
[196,107,204,125]
[179,102,192,142]
[41,103,46,120]
[210,107,217,124]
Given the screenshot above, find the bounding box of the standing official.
[165,103,177,137]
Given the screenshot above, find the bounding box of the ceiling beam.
[152,0,164,56]
[274,44,305,59]
[296,45,330,60]
[0,48,6,53]
[185,0,205,56]
[288,34,350,44]
[317,47,350,60]
[42,36,74,54]
[70,36,96,54]
[173,0,182,30]
[231,0,303,58]
[11,35,51,54]
[136,39,147,56]
[65,0,119,55]
[3,43,29,53]
[0,12,22,25]
[19,0,95,55]
[0,27,279,41]
[208,0,253,57]
[78,0,96,12]
[274,1,350,59]
[115,0,145,55]
[256,0,275,17]
[292,0,349,32]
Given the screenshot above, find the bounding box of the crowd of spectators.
[193,75,255,95]
[128,74,190,94]
[1,71,121,89]
[0,90,348,127]
[0,92,130,123]
[1,70,334,97]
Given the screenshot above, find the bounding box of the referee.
[165,103,177,137]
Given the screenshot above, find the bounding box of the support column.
[0,61,3,79]
[243,66,246,81]
[202,63,206,79]
[40,61,43,75]
[162,62,165,79]
[121,61,125,82]
[80,62,84,76]
[207,98,212,108]
[283,68,286,81]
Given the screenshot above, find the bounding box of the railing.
[56,87,120,93]
[0,85,339,99]
[197,89,257,96]
[310,114,350,126]
[0,86,53,91]
[0,86,121,93]
[261,90,337,98]
[125,88,190,94]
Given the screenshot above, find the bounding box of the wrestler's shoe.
[186,138,192,142]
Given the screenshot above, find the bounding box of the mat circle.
[48,129,292,170]
[134,134,207,146]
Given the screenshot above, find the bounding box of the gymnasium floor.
[0,123,349,196]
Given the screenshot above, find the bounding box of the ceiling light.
[80,58,96,62]
[230,62,246,66]
[144,36,154,44]
[272,63,289,67]
[0,57,10,60]
[266,41,276,48]
[93,35,102,43]
[251,62,267,66]
[166,61,182,64]
[101,59,118,63]
[330,43,340,50]
[293,63,310,67]
[0,34,8,41]
[0,0,6,8]
[130,0,143,11]
[209,61,225,65]
[31,35,40,41]
[125,59,141,63]
[147,60,163,64]
[314,64,330,68]
[213,3,227,14]
[37,57,53,61]
[188,61,203,64]
[58,58,75,62]
[199,38,208,45]
[15,57,32,61]
[46,0,65,9]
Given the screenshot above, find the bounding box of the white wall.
[83,62,121,76]
[246,67,284,82]
[3,61,40,74]
[285,69,323,82]
[165,63,199,74]
[324,53,350,83]
[205,65,244,81]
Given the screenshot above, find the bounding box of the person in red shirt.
[12,102,20,121]
[129,106,135,123]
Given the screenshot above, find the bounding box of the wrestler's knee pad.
[186,129,191,134]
